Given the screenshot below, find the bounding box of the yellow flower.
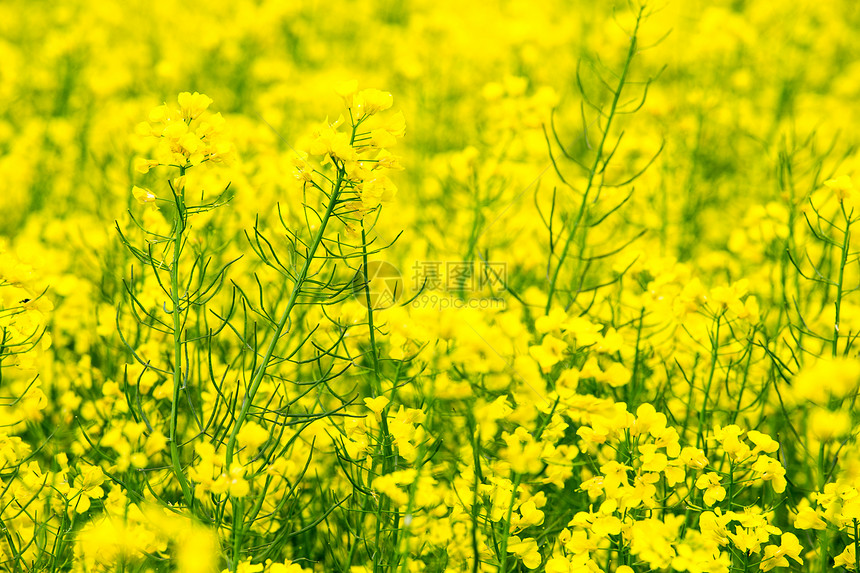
[163,120,189,139]
[353,89,393,117]
[760,533,802,571]
[309,124,356,162]
[364,396,390,418]
[70,464,106,513]
[132,185,158,210]
[640,451,668,472]
[148,104,170,123]
[291,150,314,182]
[379,110,406,139]
[133,157,159,174]
[664,460,686,487]
[600,461,632,497]
[793,357,860,404]
[577,472,604,499]
[794,507,826,530]
[747,430,779,455]
[824,174,855,202]
[633,404,665,436]
[699,510,730,546]
[627,471,660,508]
[74,518,135,570]
[835,543,858,571]
[535,308,567,333]
[237,421,270,452]
[751,455,787,493]
[561,316,603,346]
[368,128,397,148]
[373,150,403,171]
[335,79,359,103]
[139,94,231,169]
[226,463,250,498]
[357,175,398,210]
[268,562,312,573]
[727,526,765,554]
[221,563,264,573]
[501,428,544,474]
[528,334,568,372]
[695,472,726,506]
[512,499,545,529]
[679,446,709,470]
[178,91,213,120]
[628,517,683,569]
[506,535,541,569]
[713,424,751,462]
[544,556,572,573]
[809,408,851,441]
[372,473,411,506]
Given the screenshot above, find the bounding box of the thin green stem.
[225,166,347,570]
[360,221,399,570]
[497,473,522,573]
[854,519,859,572]
[169,165,194,510]
[819,529,830,573]
[832,208,851,358]
[360,223,382,391]
[545,7,643,313]
[817,441,827,491]
[697,314,721,449]
[225,167,346,464]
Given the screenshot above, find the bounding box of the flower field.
[3,0,860,571]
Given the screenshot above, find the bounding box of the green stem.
[225,167,346,464]
[727,461,734,510]
[169,164,194,510]
[469,423,483,573]
[626,306,646,406]
[832,208,851,358]
[819,529,830,573]
[360,221,399,570]
[545,7,643,313]
[231,497,244,568]
[818,441,826,491]
[497,473,522,573]
[225,165,347,570]
[730,328,756,425]
[854,519,859,572]
[697,314,721,449]
[360,223,382,391]
[497,402,559,571]
[50,509,75,572]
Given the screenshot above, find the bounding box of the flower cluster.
[2,0,860,572]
